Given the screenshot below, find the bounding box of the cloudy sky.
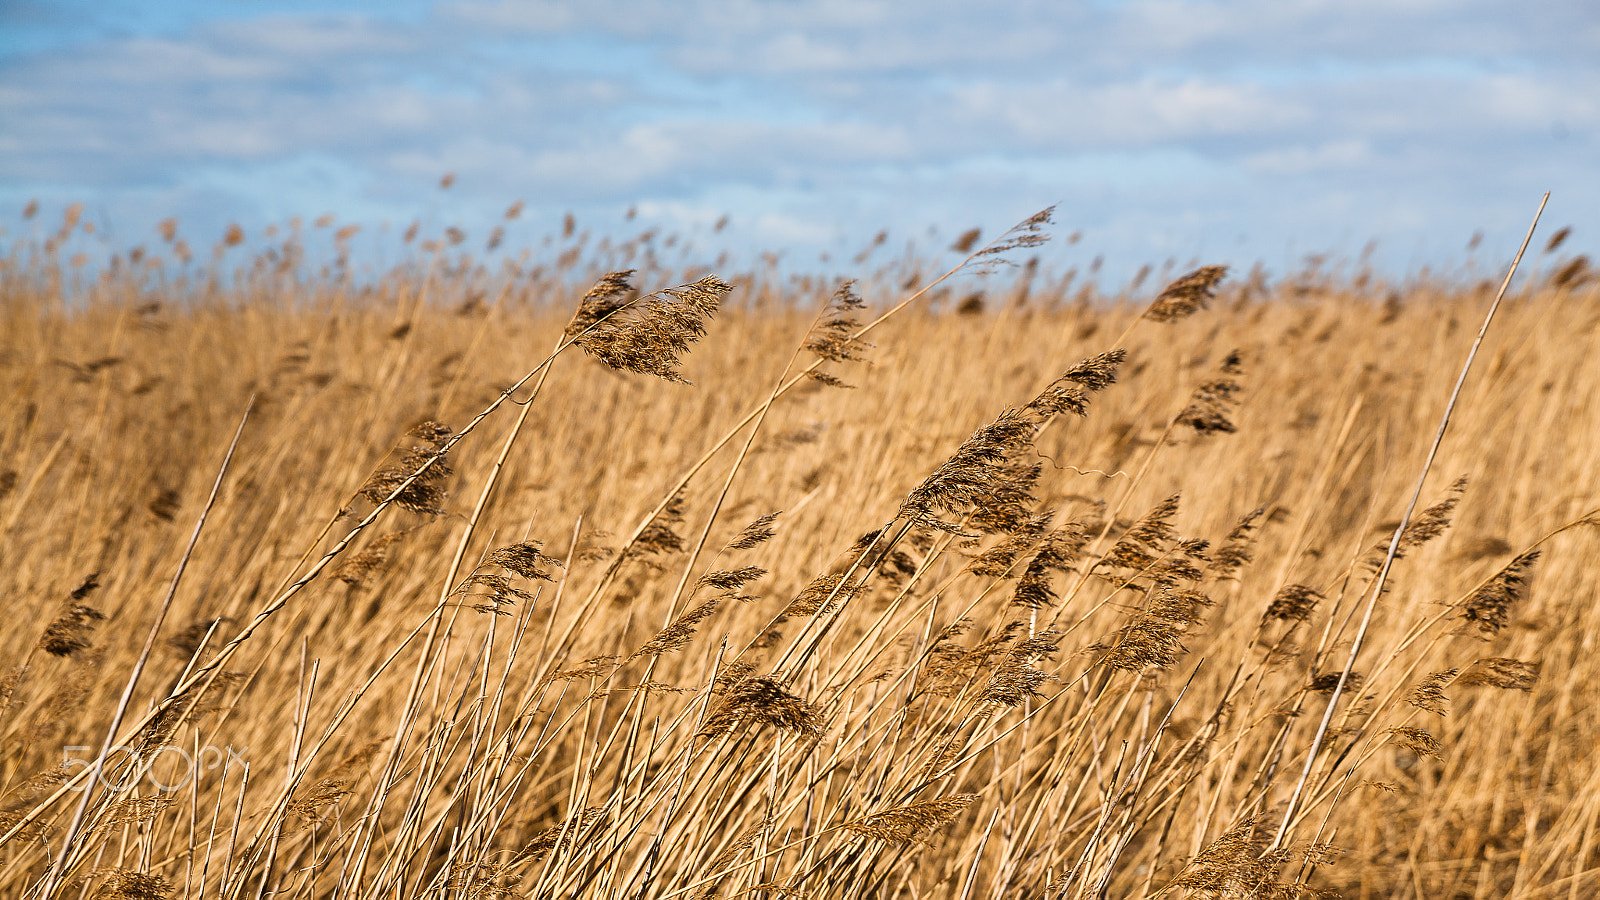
[2,0,1595,281]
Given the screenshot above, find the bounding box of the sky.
[1,0,1596,284]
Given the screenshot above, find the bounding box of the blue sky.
[2,0,1596,283]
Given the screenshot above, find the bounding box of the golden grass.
[2,212,1599,899]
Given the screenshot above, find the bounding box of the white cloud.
[1477,72,1600,126]
[0,0,1594,279]
[438,0,1599,77]
[1243,139,1371,174]
[949,77,1305,149]
[0,14,642,183]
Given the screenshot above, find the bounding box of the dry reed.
[1,204,1598,899]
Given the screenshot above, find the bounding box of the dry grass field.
[2,207,1599,899]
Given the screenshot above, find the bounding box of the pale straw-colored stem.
[1267,191,1549,853]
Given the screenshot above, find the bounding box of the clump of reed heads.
[1143,264,1229,322]
[38,574,105,658]
[566,270,733,382]
[844,794,979,844]
[355,421,455,516]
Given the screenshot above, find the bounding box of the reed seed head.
[727,511,781,551]
[974,207,1054,263]
[40,574,105,658]
[1211,507,1265,579]
[804,281,872,370]
[785,573,865,617]
[1027,349,1128,418]
[968,462,1043,535]
[845,794,979,844]
[1165,816,1310,898]
[86,870,174,900]
[1176,352,1245,435]
[288,739,386,828]
[636,493,689,555]
[1406,669,1459,715]
[1457,657,1539,691]
[980,635,1061,707]
[1149,586,1214,625]
[513,807,607,865]
[358,424,454,517]
[630,600,721,659]
[568,272,733,383]
[486,540,565,582]
[1385,726,1442,759]
[1145,265,1228,322]
[899,408,1036,531]
[564,273,632,334]
[335,532,406,586]
[1263,585,1322,625]
[1088,617,1188,671]
[1308,671,1363,694]
[1462,550,1538,636]
[702,676,825,737]
[696,566,767,592]
[969,513,1050,578]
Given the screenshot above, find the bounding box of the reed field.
[2,204,1599,899]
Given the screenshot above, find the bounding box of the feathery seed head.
[335,532,406,587]
[1212,507,1265,578]
[1385,726,1442,759]
[727,511,781,551]
[630,600,721,659]
[1406,669,1459,715]
[358,423,454,517]
[1026,349,1127,418]
[513,808,607,866]
[92,798,173,836]
[1545,226,1572,253]
[969,513,1051,578]
[568,273,733,382]
[1145,265,1228,322]
[696,565,767,592]
[40,574,105,658]
[899,409,1037,530]
[1457,657,1539,691]
[1100,540,1158,572]
[1401,478,1467,549]
[1149,586,1214,625]
[636,494,689,555]
[785,572,865,617]
[974,207,1054,263]
[845,794,979,844]
[86,871,174,900]
[1167,815,1335,899]
[1176,353,1245,435]
[967,462,1043,535]
[1308,671,1363,694]
[486,541,565,582]
[567,271,636,335]
[1088,617,1188,671]
[1462,550,1537,636]
[1263,584,1323,625]
[166,617,232,660]
[288,740,386,828]
[1128,493,1183,546]
[979,634,1061,706]
[702,676,825,737]
[803,281,872,369]
[1152,555,1206,583]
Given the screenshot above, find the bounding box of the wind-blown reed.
[1,207,1598,898]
